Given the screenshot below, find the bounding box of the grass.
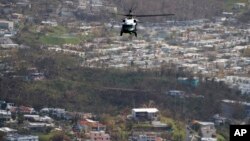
[40,35,81,45]
[39,26,83,45]
[19,25,88,46]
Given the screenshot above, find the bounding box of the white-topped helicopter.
[117,9,174,37]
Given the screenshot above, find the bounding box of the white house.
[0,127,17,134]
[131,132,163,141]
[132,108,159,121]
[5,134,38,141]
[167,90,185,97]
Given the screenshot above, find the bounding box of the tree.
[0,131,6,141]
[17,111,24,124]
[50,133,64,141]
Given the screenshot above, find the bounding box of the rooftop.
[132,108,159,113]
[0,127,17,133]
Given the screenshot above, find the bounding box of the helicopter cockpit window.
[123,25,133,29]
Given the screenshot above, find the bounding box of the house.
[177,77,199,87]
[40,108,66,119]
[233,3,246,9]
[214,59,228,69]
[41,21,58,27]
[0,127,17,134]
[151,121,171,132]
[26,122,54,132]
[0,20,14,30]
[16,0,31,8]
[24,115,53,123]
[78,0,89,10]
[76,119,106,133]
[0,110,11,121]
[201,138,217,141]
[221,99,250,118]
[6,103,14,110]
[11,13,24,20]
[89,131,110,141]
[0,101,7,110]
[29,72,45,81]
[132,108,159,121]
[131,132,163,141]
[167,90,185,97]
[5,134,38,141]
[10,106,36,114]
[191,121,217,140]
[212,114,227,126]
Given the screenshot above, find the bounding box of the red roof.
[79,119,105,128]
[10,106,34,114]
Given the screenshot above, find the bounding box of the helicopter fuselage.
[120,18,137,37]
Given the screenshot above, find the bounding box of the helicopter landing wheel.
[134,32,137,37]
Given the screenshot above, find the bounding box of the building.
[192,121,217,140]
[5,134,38,141]
[0,127,17,134]
[26,122,54,132]
[41,21,58,27]
[77,119,106,133]
[0,20,14,30]
[177,77,199,87]
[132,108,159,121]
[233,3,246,9]
[212,114,227,125]
[0,101,7,110]
[24,115,53,123]
[131,132,163,141]
[221,99,250,118]
[40,108,66,119]
[89,131,110,141]
[10,106,36,114]
[167,90,185,97]
[0,110,11,121]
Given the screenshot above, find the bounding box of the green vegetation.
[161,117,186,141]
[39,131,71,141]
[39,26,81,45]
[217,134,226,141]
[16,25,89,46]
[217,125,230,141]
[1,47,241,116]
[39,132,55,141]
[40,35,81,45]
[0,48,243,141]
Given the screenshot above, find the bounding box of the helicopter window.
[123,25,134,29]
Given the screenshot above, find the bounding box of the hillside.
[0,49,244,121]
[113,0,225,19]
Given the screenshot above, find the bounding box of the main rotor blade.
[112,13,175,17]
[133,14,175,17]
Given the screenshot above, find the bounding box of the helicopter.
[116,9,174,37]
